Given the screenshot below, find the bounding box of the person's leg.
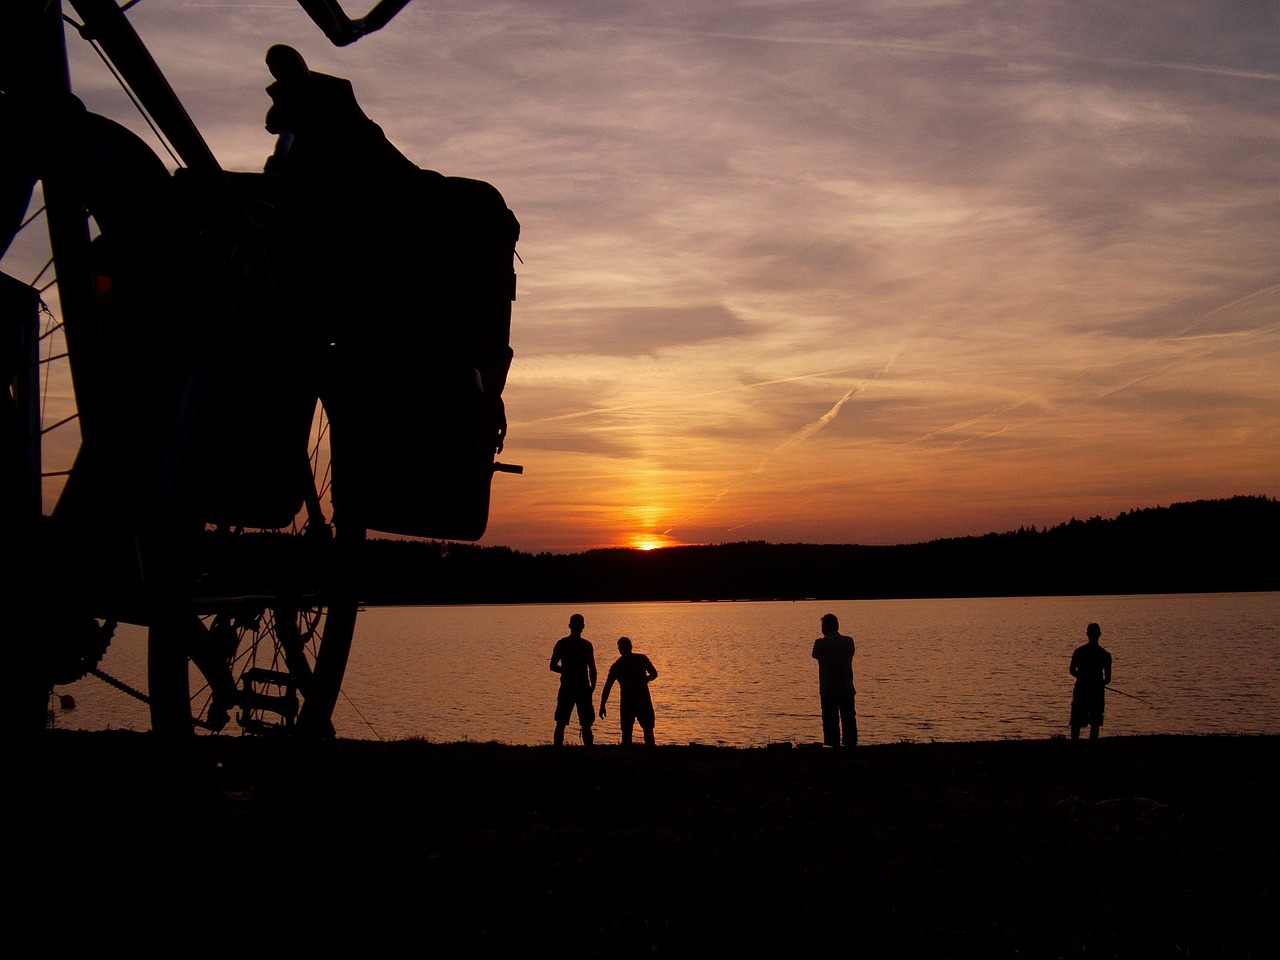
[1089,723,1100,740]
[578,694,595,746]
[554,692,572,746]
[620,702,636,745]
[841,694,857,747]
[637,700,656,746]
[1070,690,1087,740]
[820,695,840,746]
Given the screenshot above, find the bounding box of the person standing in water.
[812,613,857,747]
[599,636,659,746]
[1069,622,1112,739]
[550,613,597,746]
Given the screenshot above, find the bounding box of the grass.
[16,731,1277,958]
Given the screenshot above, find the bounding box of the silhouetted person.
[812,613,857,747]
[550,613,597,746]
[599,636,659,746]
[1069,622,1112,739]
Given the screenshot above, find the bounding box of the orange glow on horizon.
[628,534,679,551]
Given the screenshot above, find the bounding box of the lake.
[50,592,1279,746]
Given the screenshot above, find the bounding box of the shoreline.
[18,732,1276,957]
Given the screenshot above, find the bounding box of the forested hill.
[356,496,1278,604]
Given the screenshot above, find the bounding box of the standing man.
[599,636,659,746]
[812,613,857,747]
[550,613,597,746]
[1069,622,1112,739]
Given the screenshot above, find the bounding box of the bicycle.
[2,0,521,740]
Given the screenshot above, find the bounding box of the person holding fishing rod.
[1069,623,1112,739]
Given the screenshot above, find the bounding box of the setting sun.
[629,535,674,552]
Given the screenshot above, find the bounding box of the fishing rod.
[1106,685,1155,706]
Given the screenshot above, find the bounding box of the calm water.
[51,593,1280,746]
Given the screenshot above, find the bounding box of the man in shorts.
[1069,622,1112,739]
[599,636,659,746]
[550,613,597,746]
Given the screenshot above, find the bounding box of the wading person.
[550,613,597,746]
[1069,622,1112,739]
[812,613,857,747]
[599,636,659,746]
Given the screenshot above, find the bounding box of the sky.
[24,0,1280,553]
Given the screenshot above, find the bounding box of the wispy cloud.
[24,0,1277,552]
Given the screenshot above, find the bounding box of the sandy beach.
[15,732,1275,958]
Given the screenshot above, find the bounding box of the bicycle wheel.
[147,405,366,741]
[1,163,109,735]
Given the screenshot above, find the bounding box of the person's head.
[569,613,585,633]
[1086,622,1101,641]
[617,636,632,654]
[821,613,839,634]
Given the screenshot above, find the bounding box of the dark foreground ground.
[15,732,1277,958]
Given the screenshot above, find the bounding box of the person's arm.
[1069,650,1079,679]
[599,669,615,716]
[812,638,821,660]
[588,650,598,690]
[1103,653,1112,686]
[644,656,658,683]
[550,641,562,674]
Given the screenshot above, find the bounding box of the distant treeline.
[350,495,1278,604]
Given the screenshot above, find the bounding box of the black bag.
[326,170,520,541]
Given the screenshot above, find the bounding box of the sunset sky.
[35,1,1280,552]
